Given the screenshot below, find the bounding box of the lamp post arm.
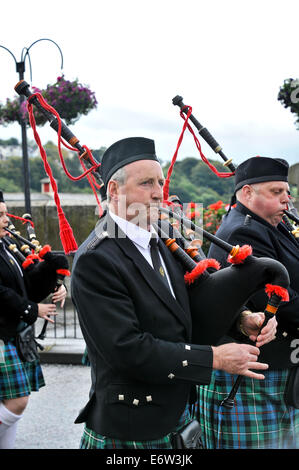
[24,38,64,71]
[0,45,17,66]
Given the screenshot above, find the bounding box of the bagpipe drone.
[4,212,70,340]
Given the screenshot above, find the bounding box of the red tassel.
[57,210,78,255]
[22,258,34,269]
[184,259,220,285]
[265,284,289,302]
[27,99,78,255]
[228,245,252,264]
[39,244,52,259]
[56,269,71,276]
[22,253,40,269]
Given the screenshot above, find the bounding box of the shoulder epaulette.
[85,214,109,252]
[243,214,252,226]
[86,230,109,252]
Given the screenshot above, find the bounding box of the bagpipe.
[162,96,297,406]
[14,82,293,405]
[283,200,299,242]
[157,206,289,344]
[4,212,70,339]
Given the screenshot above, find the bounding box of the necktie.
[149,238,171,290]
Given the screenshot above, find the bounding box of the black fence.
[35,301,83,340]
[36,252,83,340]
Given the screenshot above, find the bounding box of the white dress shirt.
[110,212,175,297]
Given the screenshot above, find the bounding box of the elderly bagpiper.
[71,137,277,449]
[0,190,67,449]
[199,156,299,449]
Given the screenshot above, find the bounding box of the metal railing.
[36,301,83,340]
[35,252,83,340]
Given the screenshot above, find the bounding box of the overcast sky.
[1,0,299,171]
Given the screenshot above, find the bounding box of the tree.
[0,176,20,192]
[162,157,234,205]
[0,141,107,194]
[0,157,23,190]
[278,78,299,128]
[0,137,19,146]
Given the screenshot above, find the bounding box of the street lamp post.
[0,39,63,213]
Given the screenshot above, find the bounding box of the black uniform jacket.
[208,202,299,369]
[0,240,58,340]
[71,213,213,441]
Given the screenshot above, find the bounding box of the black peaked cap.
[235,156,289,192]
[100,137,159,188]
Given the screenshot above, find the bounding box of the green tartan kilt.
[80,405,193,449]
[197,369,299,449]
[81,347,90,366]
[0,340,45,400]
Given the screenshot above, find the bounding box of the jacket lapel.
[0,244,26,295]
[107,215,191,333]
[236,203,299,262]
[277,224,299,262]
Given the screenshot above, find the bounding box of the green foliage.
[0,137,19,146]
[0,142,106,194]
[0,157,23,190]
[0,176,20,192]
[0,143,234,208]
[278,78,299,128]
[162,157,234,205]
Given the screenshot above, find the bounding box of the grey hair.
[236,183,260,202]
[107,166,127,202]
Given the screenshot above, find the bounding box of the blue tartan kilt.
[81,348,90,366]
[80,404,193,449]
[197,369,299,449]
[0,340,45,400]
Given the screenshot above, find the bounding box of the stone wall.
[7,203,99,252]
[289,163,299,191]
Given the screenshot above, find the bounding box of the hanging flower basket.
[0,76,98,127]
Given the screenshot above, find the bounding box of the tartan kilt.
[0,340,45,400]
[197,369,299,449]
[80,404,193,449]
[81,348,90,366]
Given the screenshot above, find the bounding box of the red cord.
[27,92,104,220]
[28,93,100,181]
[182,110,235,179]
[79,158,103,217]
[27,101,78,254]
[163,106,193,201]
[7,213,34,227]
[163,105,234,201]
